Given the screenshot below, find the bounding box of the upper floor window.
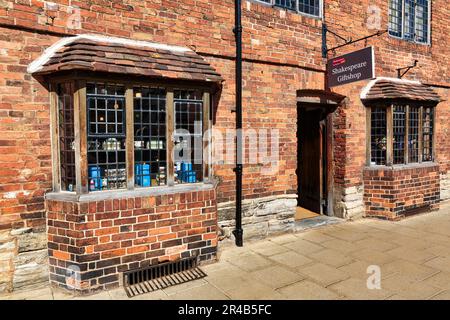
[388,0,430,44]
[258,0,322,17]
[368,104,435,166]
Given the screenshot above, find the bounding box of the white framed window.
[388,0,431,44]
[255,0,323,18]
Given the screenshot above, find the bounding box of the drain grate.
[123,257,207,297]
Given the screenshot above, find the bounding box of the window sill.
[364,162,438,171]
[46,181,217,202]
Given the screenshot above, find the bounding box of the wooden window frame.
[49,75,213,195]
[366,102,436,167]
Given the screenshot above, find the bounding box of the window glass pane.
[404,0,415,40]
[408,106,420,163]
[133,87,166,187]
[415,0,429,43]
[57,83,76,191]
[371,107,387,165]
[393,105,406,164]
[298,0,321,17]
[388,0,403,37]
[87,82,126,191]
[174,90,203,184]
[275,0,297,11]
[422,106,434,161]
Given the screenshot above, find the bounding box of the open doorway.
[297,106,329,218]
[295,90,345,221]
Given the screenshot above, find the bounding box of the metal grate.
[123,257,207,298]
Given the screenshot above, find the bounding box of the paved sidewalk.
[2,203,450,300]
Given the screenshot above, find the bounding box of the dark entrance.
[296,90,345,216]
[297,107,329,214]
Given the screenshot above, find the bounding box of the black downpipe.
[232,0,243,247]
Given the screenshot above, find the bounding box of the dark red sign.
[327,47,375,87]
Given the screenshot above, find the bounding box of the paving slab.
[308,249,355,268]
[169,283,229,300]
[268,251,313,268]
[328,277,393,300]
[250,265,304,289]
[297,263,350,287]
[277,280,341,300]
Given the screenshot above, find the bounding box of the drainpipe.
[232,0,244,247]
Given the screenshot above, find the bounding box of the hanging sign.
[327,46,375,87]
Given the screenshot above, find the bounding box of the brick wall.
[45,188,217,293]
[363,165,440,220]
[0,0,449,293]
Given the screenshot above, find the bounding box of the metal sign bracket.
[322,23,387,58]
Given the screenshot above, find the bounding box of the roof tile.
[363,79,440,102]
[33,37,223,83]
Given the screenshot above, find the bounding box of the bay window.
[51,79,212,194]
[368,104,435,166]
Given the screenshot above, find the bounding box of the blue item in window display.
[89,166,102,191]
[135,163,151,187]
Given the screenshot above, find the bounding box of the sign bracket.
[396,60,419,79]
[322,24,387,58]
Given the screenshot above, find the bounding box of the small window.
[260,0,322,17]
[393,105,406,164]
[369,104,435,166]
[370,107,387,166]
[388,0,430,44]
[87,82,126,191]
[174,90,204,184]
[57,83,76,191]
[298,0,321,16]
[133,87,167,188]
[275,0,297,11]
[422,106,434,162]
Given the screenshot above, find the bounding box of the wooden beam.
[125,85,135,190]
[75,80,88,194]
[405,105,409,164]
[166,90,175,186]
[202,91,211,182]
[386,105,393,166]
[366,107,371,166]
[49,86,61,192]
[418,106,423,163]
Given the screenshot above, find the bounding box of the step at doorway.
[295,206,320,220]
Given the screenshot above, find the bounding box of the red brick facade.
[0,0,449,293]
[46,188,217,292]
[363,164,440,220]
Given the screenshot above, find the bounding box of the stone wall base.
[440,172,450,203]
[217,195,297,242]
[0,227,48,294]
[332,185,365,220]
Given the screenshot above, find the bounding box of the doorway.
[297,106,330,217]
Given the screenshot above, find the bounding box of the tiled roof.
[361,78,440,102]
[29,35,223,83]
